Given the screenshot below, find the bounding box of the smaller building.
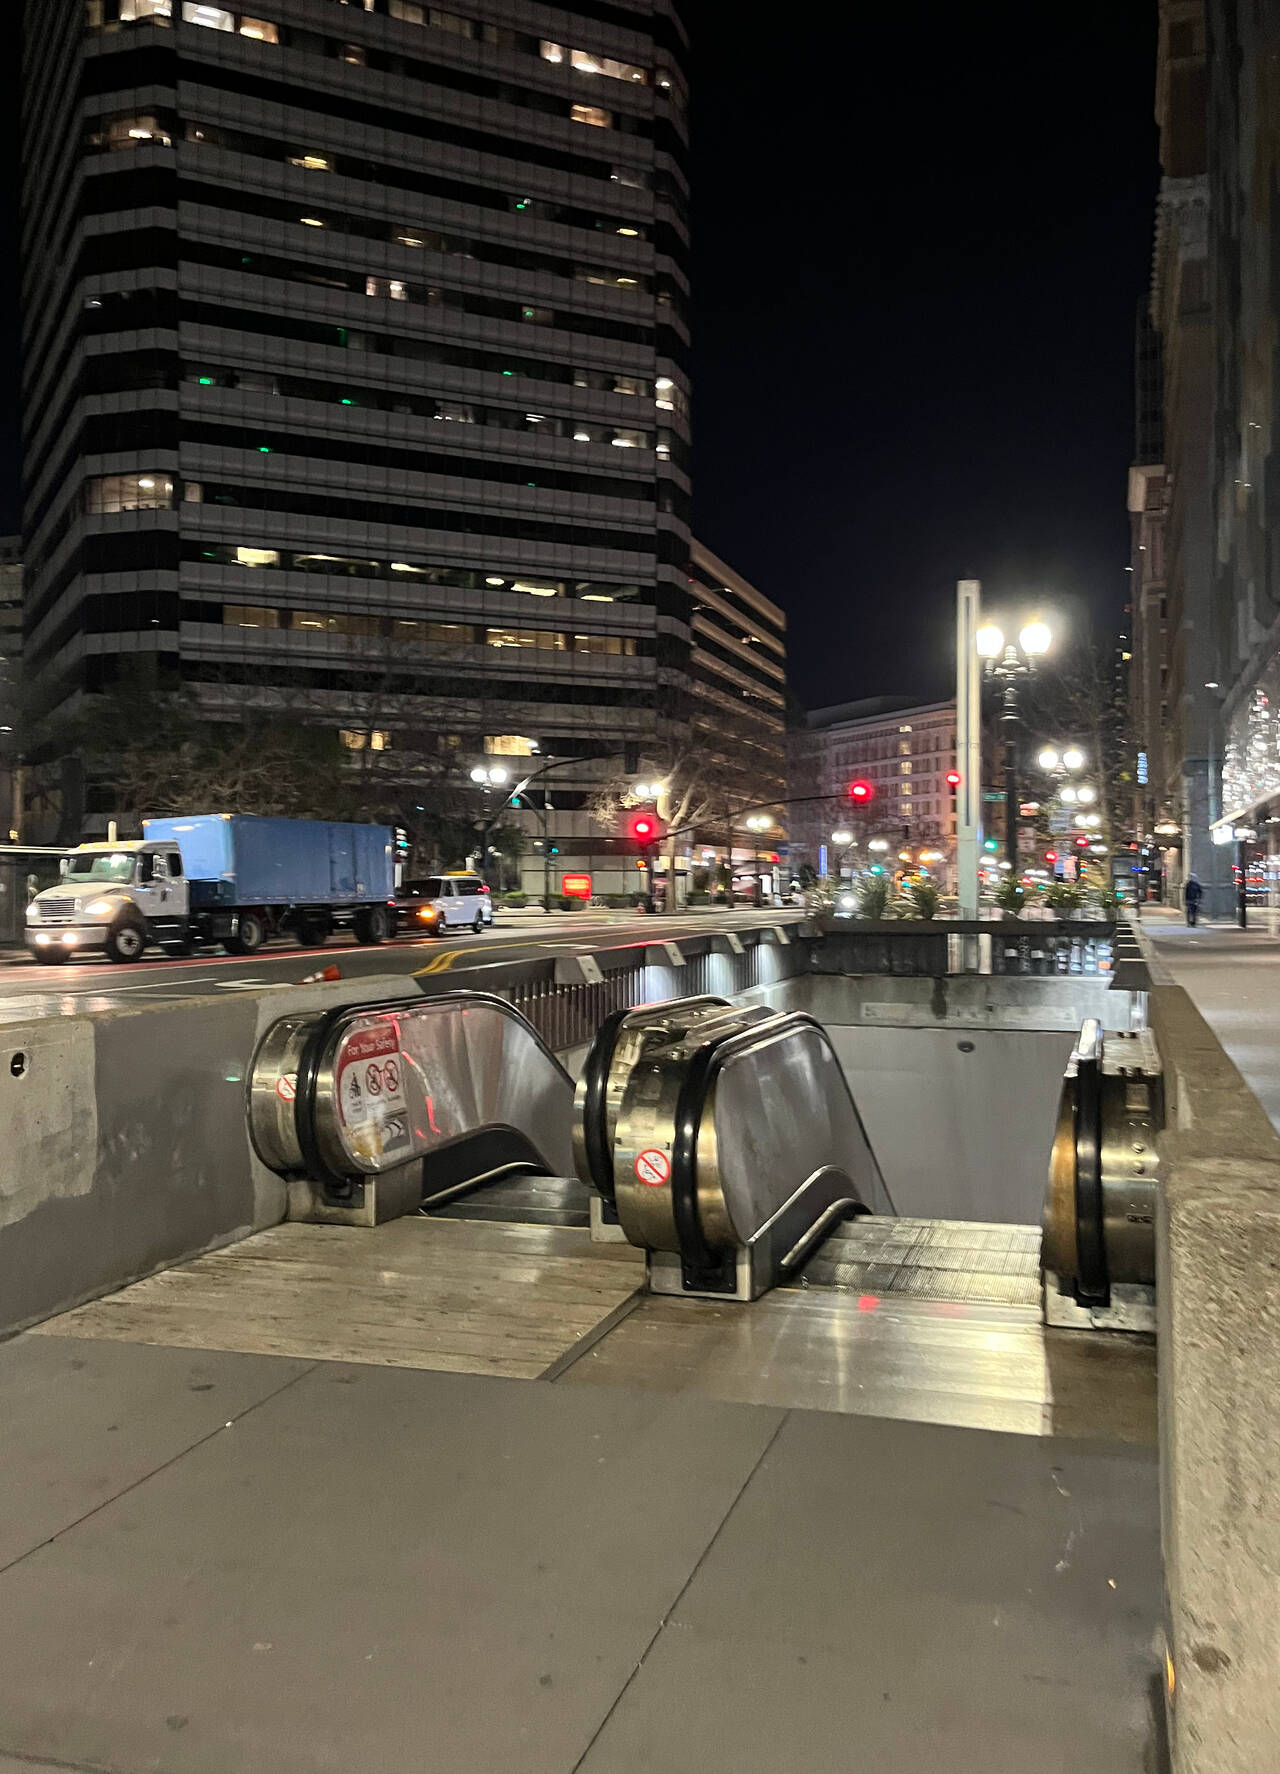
[789,696,958,885]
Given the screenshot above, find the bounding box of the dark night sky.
[0,4,1159,712]
[689,2,1160,710]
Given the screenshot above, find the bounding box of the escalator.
[249,993,1159,1331]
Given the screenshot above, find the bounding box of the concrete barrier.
[0,974,426,1339]
[1149,980,1280,1772]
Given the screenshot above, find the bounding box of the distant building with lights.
[788,697,957,884]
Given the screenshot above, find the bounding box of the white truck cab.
[26,840,191,963]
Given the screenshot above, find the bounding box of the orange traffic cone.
[300,963,342,984]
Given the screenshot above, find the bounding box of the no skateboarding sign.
[336,1021,411,1164]
[634,1148,671,1188]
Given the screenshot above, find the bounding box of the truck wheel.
[226,911,266,956]
[354,906,390,945]
[295,913,329,948]
[105,920,147,964]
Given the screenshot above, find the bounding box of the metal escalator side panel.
[572,997,734,1199]
[697,1020,885,1249]
[277,992,575,1194]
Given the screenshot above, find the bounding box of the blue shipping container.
[143,815,394,908]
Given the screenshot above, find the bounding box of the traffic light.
[1074,836,1089,849]
[983,837,999,852]
[625,808,666,846]
[945,770,961,791]
[1045,850,1057,864]
[848,780,874,804]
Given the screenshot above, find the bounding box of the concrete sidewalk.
[1140,904,1280,1133]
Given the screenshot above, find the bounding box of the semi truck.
[24,815,395,963]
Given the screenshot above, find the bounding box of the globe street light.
[979,616,1055,874]
[744,812,771,905]
[469,763,511,886]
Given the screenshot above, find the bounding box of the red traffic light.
[1045,850,1057,863]
[945,770,961,790]
[625,808,666,845]
[1075,836,1089,848]
[848,780,874,803]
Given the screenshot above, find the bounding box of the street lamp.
[469,764,511,888]
[745,813,771,905]
[978,616,1054,874]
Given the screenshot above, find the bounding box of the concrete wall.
[1149,979,1280,1771]
[0,975,431,1339]
[748,975,1092,1223]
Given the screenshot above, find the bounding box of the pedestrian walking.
[1185,873,1203,927]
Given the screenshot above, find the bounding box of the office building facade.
[22,0,692,855]
[789,697,958,885]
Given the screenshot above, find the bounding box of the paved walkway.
[0,1332,1160,1774]
[1140,905,1280,1133]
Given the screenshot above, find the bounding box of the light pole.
[469,763,509,890]
[975,619,1053,876]
[745,813,770,905]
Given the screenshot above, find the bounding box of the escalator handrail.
[668,1010,894,1285]
[1071,1019,1109,1305]
[293,989,572,1193]
[578,996,732,1204]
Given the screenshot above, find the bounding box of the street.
[0,907,797,1024]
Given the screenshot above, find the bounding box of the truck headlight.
[83,899,114,915]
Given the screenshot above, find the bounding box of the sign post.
[955,579,982,918]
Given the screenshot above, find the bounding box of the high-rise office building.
[22,0,692,851]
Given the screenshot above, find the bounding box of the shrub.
[557,895,584,911]
[897,878,941,920]
[855,875,891,920]
[503,891,527,908]
[1043,881,1085,913]
[994,876,1025,914]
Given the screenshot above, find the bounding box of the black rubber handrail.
[668,1010,892,1293]
[293,989,569,1196]
[1071,1020,1109,1306]
[577,996,732,1204]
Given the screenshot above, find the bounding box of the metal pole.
[955,579,982,918]
[1237,837,1249,929]
[1003,680,1019,875]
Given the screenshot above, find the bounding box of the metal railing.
[807,920,1119,980]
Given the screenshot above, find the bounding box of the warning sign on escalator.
[336,1022,411,1165]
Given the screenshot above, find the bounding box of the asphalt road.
[0,908,799,1021]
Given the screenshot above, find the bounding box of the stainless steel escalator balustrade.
[576,996,893,1301]
[250,992,574,1212]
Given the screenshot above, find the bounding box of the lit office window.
[85,473,175,513]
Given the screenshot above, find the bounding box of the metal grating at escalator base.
[795,1216,1043,1307]
[421,1172,593,1229]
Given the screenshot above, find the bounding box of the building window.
[223,605,280,628]
[610,431,646,449]
[340,729,390,751]
[288,152,333,171]
[570,104,613,129]
[521,305,554,325]
[85,473,175,513]
[119,0,173,18]
[233,547,280,568]
[182,3,234,27]
[485,735,538,756]
[429,7,473,35]
[898,740,910,755]
[88,113,173,150]
[485,628,568,651]
[434,402,475,423]
[899,724,912,733]
[900,762,911,775]
[238,15,278,39]
[390,0,426,20]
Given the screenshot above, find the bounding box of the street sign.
[981,790,1003,803]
